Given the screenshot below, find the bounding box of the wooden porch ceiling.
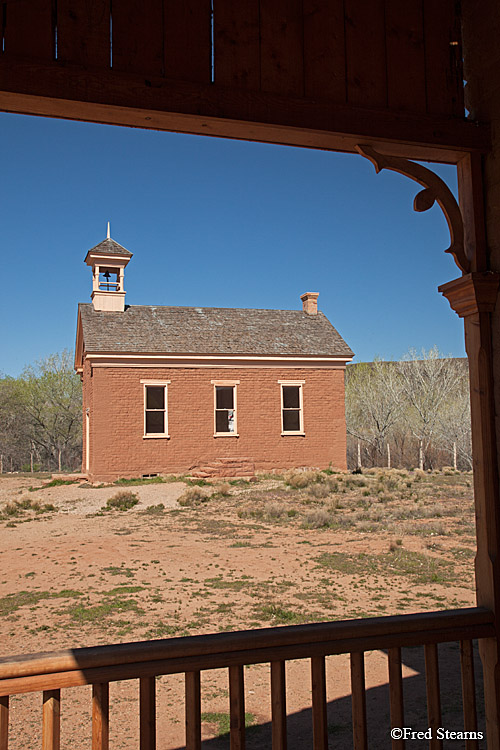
[0,0,490,163]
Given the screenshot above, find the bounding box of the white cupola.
[85,224,132,312]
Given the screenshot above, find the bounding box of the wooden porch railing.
[0,607,494,750]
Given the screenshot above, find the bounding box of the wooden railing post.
[0,696,8,750]
[140,676,156,750]
[440,270,500,749]
[424,644,442,750]
[92,683,109,750]
[270,661,287,750]
[388,648,405,750]
[311,656,328,750]
[460,640,479,749]
[42,690,60,750]
[185,671,201,750]
[229,665,245,750]
[350,652,367,750]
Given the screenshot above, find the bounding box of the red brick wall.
[85,366,347,481]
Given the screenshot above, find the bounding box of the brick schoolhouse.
[74,233,354,482]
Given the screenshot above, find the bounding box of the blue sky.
[0,112,465,376]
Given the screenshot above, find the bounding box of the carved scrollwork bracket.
[356,145,470,274]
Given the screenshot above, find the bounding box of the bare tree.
[397,347,465,470]
[435,361,472,469]
[345,358,405,465]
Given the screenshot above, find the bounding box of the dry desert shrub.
[264,502,286,519]
[303,509,331,528]
[356,520,379,532]
[105,491,139,511]
[420,504,444,518]
[285,470,325,489]
[308,483,330,499]
[178,486,207,507]
[0,496,56,519]
[212,482,231,497]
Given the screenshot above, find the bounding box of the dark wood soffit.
[0,62,489,164]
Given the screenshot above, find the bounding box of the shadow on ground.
[170,641,485,750]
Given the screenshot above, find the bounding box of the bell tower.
[85,224,132,312]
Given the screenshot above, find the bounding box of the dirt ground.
[0,469,484,748]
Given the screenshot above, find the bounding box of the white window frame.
[212,380,239,437]
[141,380,170,438]
[279,380,305,435]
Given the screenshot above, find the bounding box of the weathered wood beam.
[439,273,500,750]
[0,60,488,163]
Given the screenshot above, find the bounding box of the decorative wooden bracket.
[356,145,470,274]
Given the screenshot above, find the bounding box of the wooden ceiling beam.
[0,60,488,163]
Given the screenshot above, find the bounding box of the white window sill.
[143,434,170,439]
[281,432,305,436]
[214,433,239,438]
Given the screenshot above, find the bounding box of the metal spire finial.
[107,221,110,239]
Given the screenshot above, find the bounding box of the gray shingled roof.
[79,304,353,357]
[85,238,132,259]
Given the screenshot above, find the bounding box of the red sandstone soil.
[0,470,483,748]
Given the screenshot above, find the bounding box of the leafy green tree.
[14,350,82,471]
[0,375,30,471]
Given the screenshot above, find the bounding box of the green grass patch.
[103,586,144,596]
[184,478,211,487]
[253,603,308,625]
[62,592,144,624]
[204,576,252,591]
[0,589,83,616]
[315,549,456,584]
[114,476,165,486]
[29,478,79,490]
[102,566,135,578]
[145,621,182,638]
[201,712,256,737]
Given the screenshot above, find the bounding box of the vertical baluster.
[311,655,327,750]
[185,671,201,750]
[0,696,9,750]
[351,652,368,750]
[388,648,405,750]
[229,665,245,750]
[42,690,60,750]
[271,661,287,750]
[460,640,479,750]
[424,644,442,750]
[92,683,109,750]
[140,676,156,750]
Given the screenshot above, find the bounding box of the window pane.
[216,410,230,432]
[283,386,300,409]
[146,411,164,433]
[283,409,300,431]
[216,386,234,409]
[146,386,164,410]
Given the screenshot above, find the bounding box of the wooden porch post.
[439,271,500,748]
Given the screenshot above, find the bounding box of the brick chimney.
[300,292,319,315]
